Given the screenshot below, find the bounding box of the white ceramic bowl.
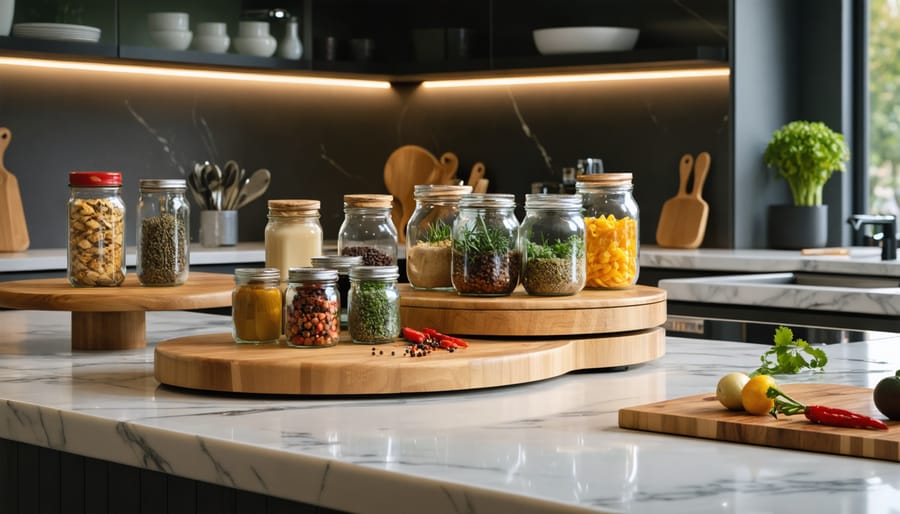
[196,22,227,37]
[192,34,230,53]
[149,29,193,51]
[233,36,276,57]
[148,12,189,32]
[238,21,270,38]
[532,26,639,55]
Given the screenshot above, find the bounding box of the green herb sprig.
[751,326,828,376]
[526,234,585,260]
[454,215,513,255]
[423,219,451,243]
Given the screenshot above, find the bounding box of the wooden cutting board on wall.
[0,127,30,252]
[619,383,900,462]
[656,152,710,249]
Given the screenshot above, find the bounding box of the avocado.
[873,370,900,421]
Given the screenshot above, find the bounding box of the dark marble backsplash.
[0,64,729,249]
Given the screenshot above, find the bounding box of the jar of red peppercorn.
[284,267,340,348]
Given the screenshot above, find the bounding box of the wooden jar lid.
[344,194,393,209]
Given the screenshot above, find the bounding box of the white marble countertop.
[1,310,900,513]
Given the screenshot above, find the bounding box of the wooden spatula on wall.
[655,152,711,249]
[0,127,29,252]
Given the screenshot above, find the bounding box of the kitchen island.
[1,309,899,513]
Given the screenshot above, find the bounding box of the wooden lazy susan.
[153,284,667,396]
[0,272,233,350]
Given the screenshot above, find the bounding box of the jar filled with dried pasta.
[67,171,126,287]
[576,173,639,289]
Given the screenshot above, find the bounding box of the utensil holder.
[200,210,238,247]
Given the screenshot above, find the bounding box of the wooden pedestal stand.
[0,272,233,350]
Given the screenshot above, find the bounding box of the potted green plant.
[763,120,850,249]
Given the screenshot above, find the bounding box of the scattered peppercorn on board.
[398,284,666,337]
[154,326,664,395]
[618,383,900,462]
[0,272,234,350]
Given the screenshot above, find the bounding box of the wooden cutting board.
[0,127,30,252]
[655,152,710,249]
[383,145,457,243]
[399,284,666,337]
[619,383,900,462]
[154,327,665,395]
[0,272,233,350]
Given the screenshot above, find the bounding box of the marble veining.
[0,310,899,512]
[508,89,553,175]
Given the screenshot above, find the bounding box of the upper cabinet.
[0,0,729,79]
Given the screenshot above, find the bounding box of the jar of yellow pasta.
[576,173,639,289]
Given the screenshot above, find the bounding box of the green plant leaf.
[751,326,829,376]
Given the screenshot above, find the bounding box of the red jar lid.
[69,171,122,186]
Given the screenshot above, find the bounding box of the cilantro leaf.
[751,326,829,376]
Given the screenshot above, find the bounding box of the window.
[869,0,900,217]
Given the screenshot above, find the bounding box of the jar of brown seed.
[137,179,190,286]
[67,172,126,287]
[337,194,398,266]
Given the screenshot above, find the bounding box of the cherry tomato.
[741,375,778,415]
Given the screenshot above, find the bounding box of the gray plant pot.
[768,204,828,249]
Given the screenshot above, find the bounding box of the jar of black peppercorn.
[137,178,190,286]
[348,265,400,344]
[451,193,521,296]
[284,267,340,348]
[337,194,398,266]
[310,254,362,329]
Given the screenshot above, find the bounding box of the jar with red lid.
[67,171,126,287]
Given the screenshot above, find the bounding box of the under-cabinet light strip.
[421,67,730,88]
[0,56,392,89]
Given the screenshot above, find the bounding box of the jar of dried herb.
[348,265,400,344]
[451,194,521,296]
[519,194,586,296]
[310,254,362,329]
[576,173,640,289]
[284,267,340,348]
[137,179,190,286]
[232,268,282,345]
[337,194,398,266]
[406,184,472,290]
[67,171,126,287]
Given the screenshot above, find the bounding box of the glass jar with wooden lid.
[337,194,398,266]
[575,173,640,289]
[265,199,323,283]
[406,184,472,290]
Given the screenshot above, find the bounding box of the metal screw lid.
[310,255,363,273]
[234,267,281,284]
[288,267,339,282]
[459,193,516,209]
[525,193,583,210]
[349,265,399,281]
[139,179,187,191]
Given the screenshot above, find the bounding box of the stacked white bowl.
[148,12,192,51]
[233,21,276,57]
[192,22,230,53]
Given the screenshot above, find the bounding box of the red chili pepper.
[401,327,426,344]
[804,405,889,430]
[422,328,468,348]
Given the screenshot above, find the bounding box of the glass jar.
[284,267,340,348]
[136,178,190,286]
[232,268,282,345]
[451,194,521,296]
[406,184,472,290]
[67,171,126,287]
[265,199,323,283]
[576,173,640,289]
[348,265,400,344]
[337,194,398,266]
[310,255,363,329]
[519,194,586,296]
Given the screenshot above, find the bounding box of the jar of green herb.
[519,194,586,296]
[347,265,400,344]
[451,193,521,296]
[406,184,472,290]
[136,179,190,286]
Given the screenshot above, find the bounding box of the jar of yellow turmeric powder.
[232,268,283,344]
[575,173,639,289]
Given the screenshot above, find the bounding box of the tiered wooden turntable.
[153,284,666,395]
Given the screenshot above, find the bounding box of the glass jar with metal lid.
[284,267,340,348]
[137,178,190,286]
[406,184,472,290]
[310,255,363,329]
[576,173,640,289]
[451,193,521,296]
[348,265,400,344]
[519,194,586,296]
[337,194,398,266]
[232,268,282,345]
[67,171,126,287]
[265,199,323,283]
